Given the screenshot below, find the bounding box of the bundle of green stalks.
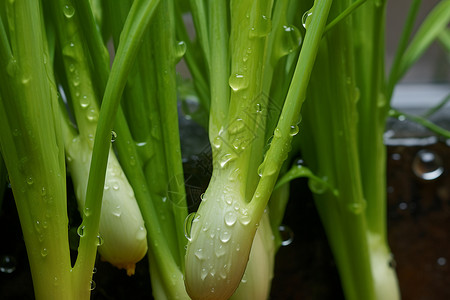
[0,0,448,299]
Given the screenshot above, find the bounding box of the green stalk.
[72,0,160,293]
[0,1,73,299]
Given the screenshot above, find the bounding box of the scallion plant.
[1,0,448,299]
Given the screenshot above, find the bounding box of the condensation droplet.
[63,4,75,18]
[412,149,444,180]
[201,268,208,280]
[136,226,147,240]
[279,225,294,246]
[224,212,236,227]
[195,248,204,260]
[77,225,85,237]
[229,74,248,92]
[219,230,231,243]
[111,131,117,143]
[84,207,91,217]
[41,248,48,257]
[239,214,251,226]
[90,280,96,290]
[289,125,299,136]
[0,255,17,273]
[219,153,235,168]
[96,234,104,246]
[184,213,199,241]
[347,201,366,215]
[175,41,187,60]
[302,10,313,29]
[80,95,90,108]
[26,177,34,185]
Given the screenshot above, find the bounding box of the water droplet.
[90,280,96,290]
[86,108,98,122]
[201,268,208,280]
[26,176,34,185]
[84,207,91,217]
[112,205,121,217]
[229,74,249,92]
[274,128,282,138]
[241,273,248,283]
[0,255,17,273]
[96,234,104,246]
[63,4,75,18]
[437,257,447,266]
[80,95,90,108]
[239,214,251,226]
[6,58,19,77]
[249,14,272,38]
[412,149,444,180]
[279,25,302,55]
[77,225,85,237]
[308,177,327,194]
[219,153,235,168]
[347,201,366,215]
[257,162,265,177]
[111,131,117,143]
[212,136,223,149]
[229,118,245,134]
[175,41,186,60]
[184,213,199,241]
[200,193,206,202]
[256,103,262,113]
[112,182,120,190]
[69,63,75,72]
[194,248,204,260]
[92,267,97,274]
[302,10,313,29]
[219,230,231,243]
[41,248,48,257]
[228,168,240,181]
[21,75,31,85]
[279,225,294,246]
[215,243,227,257]
[136,226,147,240]
[289,125,299,136]
[224,211,237,226]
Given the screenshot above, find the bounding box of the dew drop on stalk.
[249,14,272,38]
[111,130,117,143]
[215,243,227,257]
[175,41,186,60]
[84,206,91,217]
[347,201,366,215]
[279,25,302,55]
[289,125,299,136]
[0,255,17,274]
[412,149,443,180]
[238,214,251,226]
[79,95,89,108]
[212,136,222,149]
[302,10,313,29]
[77,225,85,237]
[96,234,104,246]
[219,230,231,243]
[224,211,237,227]
[63,4,75,18]
[184,212,199,241]
[26,176,34,185]
[219,153,235,168]
[194,248,204,260]
[274,128,282,138]
[136,226,147,240]
[6,59,18,77]
[279,225,294,246]
[229,74,248,92]
[90,280,96,290]
[41,248,48,257]
[201,268,208,280]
